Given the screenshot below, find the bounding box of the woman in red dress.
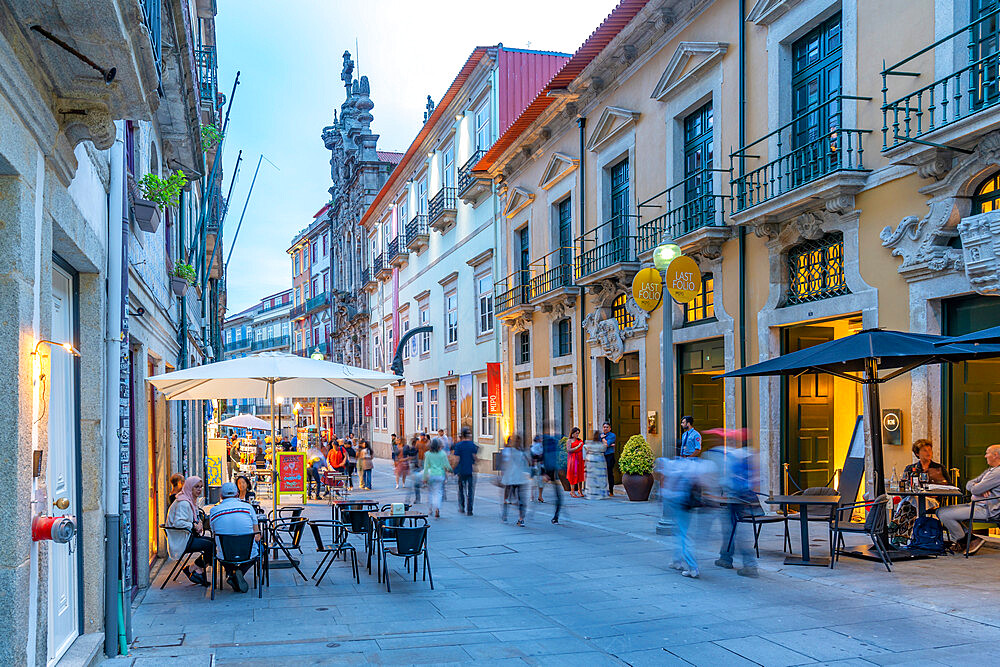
[566,427,585,497]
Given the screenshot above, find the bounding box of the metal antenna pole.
[225,154,263,270]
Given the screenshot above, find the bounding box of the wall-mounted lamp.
[31,340,82,358]
[455,112,465,121]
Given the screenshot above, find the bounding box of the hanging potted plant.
[134,170,187,233]
[170,262,196,297]
[200,123,224,151]
[619,434,655,501]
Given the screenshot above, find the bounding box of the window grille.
[783,232,850,306]
[684,274,716,324]
[612,294,634,330]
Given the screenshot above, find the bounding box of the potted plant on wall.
[170,262,196,297]
[134,170,187,233]
[201,123,224,151]
[619,435,655,501]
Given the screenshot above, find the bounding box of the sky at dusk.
[217,0,619,313]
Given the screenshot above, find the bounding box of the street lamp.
[654,241,681,535]
[293,401,303,428]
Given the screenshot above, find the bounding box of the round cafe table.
[765,494,841,566]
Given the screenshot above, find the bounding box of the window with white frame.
[479,380,494,437]
[442,144,455,188]
[419,305,430,354]
[477,274,494,335]
[445,293,458,346]
[382,394,388,430]
[475,101,491,151]
[311,243,317,264]
[429,388,439,431]
[417,179,427,214]
[373,332,381,368]
[399,199,408,228]
[415,389,424,432]
[386,324,394,367]
[402,318,410,360]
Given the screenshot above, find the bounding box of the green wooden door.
[946,295,1000,485]
[784,326,835,490]
[679,338,725,452]
[609,378,640,484]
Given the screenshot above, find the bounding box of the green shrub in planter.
[139,170,187,210]
[618,435,654,475]
[201,124,224,151]
[172,262,197,285]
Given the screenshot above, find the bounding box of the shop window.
[684,274,716,324]
[783,232,850,306]
[612,293,634,330]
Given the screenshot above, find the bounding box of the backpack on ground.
[907,516,945,552]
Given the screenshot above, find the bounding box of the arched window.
[972,171,1000,214]
[612,293,634,330]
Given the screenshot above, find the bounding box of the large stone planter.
[583,442,607,500]
[622,473,653,501]
[170,277,190,296]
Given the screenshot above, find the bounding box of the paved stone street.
[109,460,1000,666]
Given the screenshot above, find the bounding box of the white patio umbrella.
[149,352,400,506]
[220,413,271,431]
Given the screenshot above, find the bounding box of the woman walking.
[358,440,374,490]
[501,435,531,526]
[423,438,452,518]
[566,427,585,497]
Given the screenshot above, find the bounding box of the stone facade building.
[480,0,1000,498]
[0,1,227,663]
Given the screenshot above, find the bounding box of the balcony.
[142,0,162,82]
[458,150,490,205]
[881,6,1000,159]
[251,335,290,352]
[573,216,641,286]
[528,247,578,308]
[374,253,392,281]
[305,292,330,315]
[361,267,377,292]
[406,214,429,252]
[730,97,870,222]
[637,170,730,257]
[195,45,218,114]
[495,270,532,320]
[428,187,458,232]
[387,237,409,268]
[290,303,306,321]
[224,338,251,354]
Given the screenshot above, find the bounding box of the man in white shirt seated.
[938,444,1000,555]
[209,482,260,593]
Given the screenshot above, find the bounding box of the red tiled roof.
[474,0,651,174]
[360,46,494,228]
[377,150,405,165]
[313,203,331,218]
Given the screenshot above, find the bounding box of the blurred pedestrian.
[708,434,758,577]
[501,435,530,526]
[566,428,585,498]
[454,426,479,516]
[417,433,429,469]
[530,435,544,502]
[306,441,325,500]
[344,439,357,490]
[541,422,563,524]
[358,440,374,490]
[656,456,708,578]
[404,436,422,504]
[423,438,452,518]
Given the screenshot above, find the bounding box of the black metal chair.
[308,520,359,585]
[373,505,413,581]
[728,493,795,558]
[382,519,432,592]
[269,506,306,554]
[158,524,195,589]
[267,517,308,580]
[340,507,374,558]
[212,533,262,599]
[963,498,1000,558]
[830,494,892,572]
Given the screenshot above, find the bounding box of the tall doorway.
[518,388,532,444]
[945,294,1000,485]
[147,360,159,567]
[48,263,80,663]
[396,396,405,442]
[607,353,640,484]
[447,385,458,442]
[679,339,725,453]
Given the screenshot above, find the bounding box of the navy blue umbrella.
[934,324,1000,346]
[717,329,1000,496]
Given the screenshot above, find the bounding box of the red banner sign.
[486,362,502,415]
[277,452,305,495]
[363,393,373,418]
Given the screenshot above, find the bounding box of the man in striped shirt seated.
[209,482,260,593]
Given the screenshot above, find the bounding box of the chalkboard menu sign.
[276,451,306,505]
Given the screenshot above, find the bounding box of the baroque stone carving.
[624,295,650,333]
[752,222,780,240]
[507,313,531,334]
[58,99,116,150]
[583,312,625,363]
[794,211,826,241]
[958,211,1000,295]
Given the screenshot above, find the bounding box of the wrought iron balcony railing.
[372,253,384,276]
[881,6,1000,151]
[142,0,162,79]
[405,214,429,251]
[195,46,218,112]
[495,270,531,314]
[637,169,730,253]
[224,338,251,353]
[251,335,290,352]
[730,96,871,214]
[458,150,486,194]
[528,246,574,300]
[305,292,329,314]
[574,215,639,281]
[428,187,457,229]
[361,267,373,287]
[289,303,306,320]
[387,237,401,262]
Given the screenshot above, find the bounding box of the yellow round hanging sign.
[664,255,702,304]
[631,267,663,312]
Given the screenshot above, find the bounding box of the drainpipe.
[577,117,587,436]
[104,122,125,657]
[738,0,748,433]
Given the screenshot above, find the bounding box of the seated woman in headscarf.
[164,476,212,587]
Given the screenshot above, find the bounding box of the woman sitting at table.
[903,439,950,486]
[164,476,212,587]
[235,474,255,504]
[889,439,952,546]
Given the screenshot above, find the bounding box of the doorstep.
[55,632,104,667]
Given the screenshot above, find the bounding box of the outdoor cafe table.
[765,495,841,567]
[368,510,428,582]
[896,487,965,517]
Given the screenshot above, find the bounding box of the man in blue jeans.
[601,421,617,496]
[453,426,478,515]
[542,421,563,523]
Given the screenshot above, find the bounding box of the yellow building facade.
[480,0,1000,495]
